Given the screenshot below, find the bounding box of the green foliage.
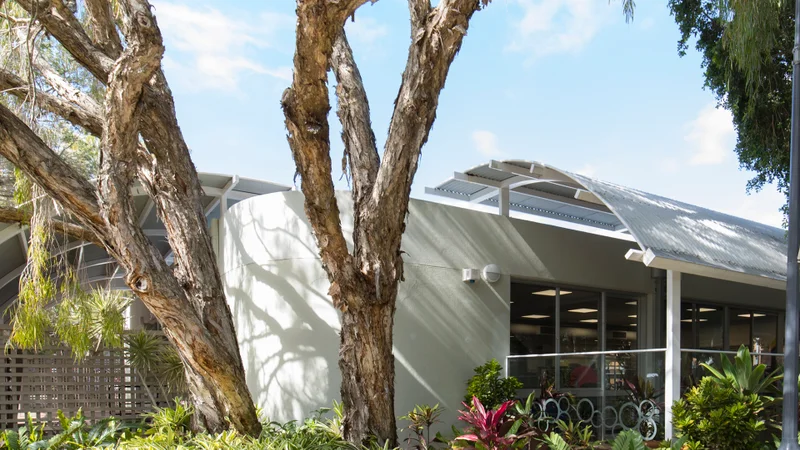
[611,430,647,450]
[668,0,793,217]
[125,331,186,394]
[465,359,522,409]
[0,410,140,450]
[554,419,594,448]
[700,344,781,396]
[145,400,193,436]
[400,404,445,449]
[672,377,767,450]
[538,432,571,450]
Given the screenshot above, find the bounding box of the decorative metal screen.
[0,325,178,430]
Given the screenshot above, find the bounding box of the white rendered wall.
[221,191,655,428]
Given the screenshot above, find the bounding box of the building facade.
[221,160,787,440]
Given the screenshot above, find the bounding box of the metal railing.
[506,348,667,440]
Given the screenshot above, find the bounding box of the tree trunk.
[167,326,261,434]
[339,288,398,446]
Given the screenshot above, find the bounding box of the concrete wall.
[220,191,656,427]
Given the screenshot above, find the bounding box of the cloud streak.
[685,103,735,166]
[507,0,617,60]
[153,2,293,91]
[472,130,504,157]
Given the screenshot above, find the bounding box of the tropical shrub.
[0,410,141,450]
[701,345,781,396]
[399,404,446,449]
[465,359,523,409]
[611,430,647,450]
[672,377,766,450]
[454,396,528,450]
[538,432,570,450]
[552,419,594,449]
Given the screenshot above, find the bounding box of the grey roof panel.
[571,173,787,282]
[427,159,788,286]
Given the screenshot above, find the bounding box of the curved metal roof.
[426,159,787,290]
[0,173,291,315]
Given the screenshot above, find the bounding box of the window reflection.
[560,290,600,353]
[696,304,724,350]
[510,284,556,355]
[606,296,638,351]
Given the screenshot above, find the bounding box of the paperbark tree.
[281,0,493,444]
[0,0,260,435]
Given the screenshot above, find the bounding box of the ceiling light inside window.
[580,319,598,323]
[569,308,598,314]
[522,314,549,319]
[533,289,572,296]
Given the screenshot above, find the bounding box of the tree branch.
[0,103,108,241]
[281,2,366,305]
[84,0,123,57]
[362,0,487,273]
[14,0,115,82]
[0,205,101,244]
[408,0,431,31]
[0,67,103,136]
[331,31,379,229]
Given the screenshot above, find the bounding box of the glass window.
[560,289,601,353]
[606,296,638,351]
[696,304,724,350]
[510,283,556,355]
[729,308,752,351]
[681,302,694,349]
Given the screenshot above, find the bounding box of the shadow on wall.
[223,192,649,429]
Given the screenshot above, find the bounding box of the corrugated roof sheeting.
[427,159,788,286]
[572,173,787,282]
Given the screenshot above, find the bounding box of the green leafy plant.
[672,377,766,450]
[145,400,193,436]
[465,359,522,409]
[538,432,571,450]
[454,396,528,450]
[612,430,647,450]
[701,345,781,396]
[400,404,445,449]
[0,413,46,450]
[554,419,595,448]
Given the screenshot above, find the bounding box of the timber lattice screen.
[0,325,178,430]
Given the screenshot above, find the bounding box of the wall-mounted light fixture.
[481,264,501,283]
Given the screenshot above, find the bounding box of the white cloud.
[153,2,293,90]
[724,188,785,228]
[472,130,504,157]
[507,0,615,59]
[685,103,735,166]
[345,17,388,44]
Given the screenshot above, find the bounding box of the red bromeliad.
[455,396,527,449]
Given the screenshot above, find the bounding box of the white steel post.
[665,270,681,440]
[499,186,510,217]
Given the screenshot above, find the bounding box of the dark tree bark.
[0,0,260,435]
[282,0,490,445]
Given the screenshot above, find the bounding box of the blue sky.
[151,0,785,227]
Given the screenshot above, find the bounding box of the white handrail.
[506,348,667,359]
